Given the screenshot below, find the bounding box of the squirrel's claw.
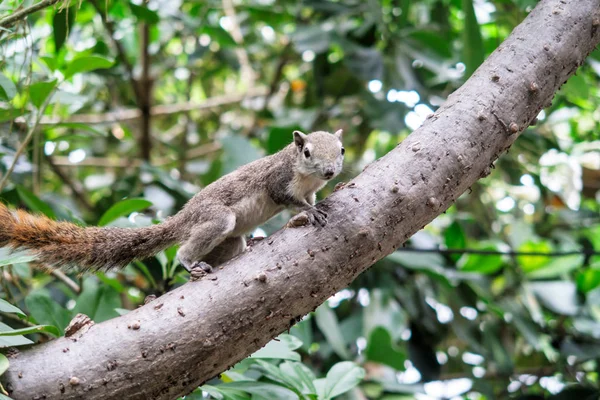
[306,207,328,227]
[313,209,327,227]
[287,207,327,228]
[180,258,213,274]
[188,261,214,281]
[191,261,213,273]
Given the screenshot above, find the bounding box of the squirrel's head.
[292,129,344,180]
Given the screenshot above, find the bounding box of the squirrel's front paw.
[304,207,328,227]
[287,208,328,228]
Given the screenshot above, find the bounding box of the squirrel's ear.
[334,129,343,139]
[293,130,307,149]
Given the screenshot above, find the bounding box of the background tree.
[0,0,599,399]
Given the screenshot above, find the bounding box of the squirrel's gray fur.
[0,130,344,272]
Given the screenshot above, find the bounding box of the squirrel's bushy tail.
[0,203,179,271]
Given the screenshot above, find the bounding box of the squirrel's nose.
[324,169,334,179]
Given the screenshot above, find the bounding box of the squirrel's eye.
[304,148,311,158]
[341,147,345,155]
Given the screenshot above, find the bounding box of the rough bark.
[3,0,600,398]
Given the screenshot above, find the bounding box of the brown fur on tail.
[0,203,179,271]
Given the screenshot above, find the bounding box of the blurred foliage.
[0,0,600,399]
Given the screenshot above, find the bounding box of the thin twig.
[179,73,195,176]
[222,0,256,88]
[139,21,152,161]
[51,269,81,294]
[44,154,94,211]
[0,88,57,191]
[0,0,62,28]
[16,87,269,125]
[247,43,291,136]
[89,0,144,102]
[49,142,221,167]
[396,247,600,257]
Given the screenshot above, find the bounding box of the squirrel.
[0,129,344,273]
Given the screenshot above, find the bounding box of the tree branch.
[19,88,268,125]
[3,0,599,398]
[0,0,62,28]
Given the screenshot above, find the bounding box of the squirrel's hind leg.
[177,211,236,272]
[202,236,246,266]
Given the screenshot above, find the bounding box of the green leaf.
[459,245,504,274]
[560,339,600,363]
[25,292,71,333]
[64,55,114,79]
[254,359,289,384]
[0,322,33,347]
[527,254,584,279]
[289,316,313,351]
[198,26,237,47]
[344,45,384,81]
[130,3,159,24]
[517,240,553,273]
[73,277,122,322]
[29,79,57,109]
[0,324,59,337]
[253,359,315,395]
[52,7,75,54]
[40,55,58,71]
[198,384,244,400]
[0,107,27,123]
[529,281,579,316]
[444,221,466,262]
[0,73,16,101]
[217,381,298,400]
[16,185,56,219]
[267,126,299,155]
[461,0,484,77]
[320,362,365,400]
[279,361,317,395]
[482,323,513,375]
[0,353,8,376]
[98,198,153,226]
[365,327,406,370]
[0,249,36,267]
[250,334,302,361]
[315,304,350,359]
[577,267,600,293]
[0,299,25,317]
[560,75,589,104]
[291,25,331,53]
[220,136,263,175]
[363,289,404,340]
